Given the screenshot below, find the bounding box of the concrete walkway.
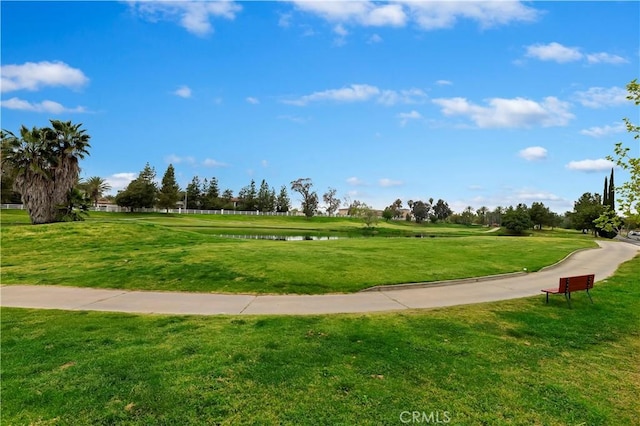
[1,241,638,316]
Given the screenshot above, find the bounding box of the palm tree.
[81,176,111,207]
[1,120,91,224]
[49,120,91,211]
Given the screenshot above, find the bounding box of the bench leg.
[586,289,593,304]
[565,292,572,309]
[546,292,549,304]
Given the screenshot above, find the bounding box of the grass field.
[0,210,596,294]
[2,255,638,425]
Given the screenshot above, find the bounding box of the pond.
[215,234,343,241]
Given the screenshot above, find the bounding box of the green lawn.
[1,210,595,294]
[2,255,638,425]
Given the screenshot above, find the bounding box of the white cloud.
[518,146,548,161]
[377,88,427,106]
[525,42,582,63]
[397,110,422,126]
[333,24,348,37]
[586,52,628,65]
[379,178,403,188]
[574,86,628,108]
[291,1,406,27]
[515,190,562,202]
[566,159,615,172]
[524,42,628,66]
[403,1,539,30]
[106,172,137,194]
[368,34,383,44]
[261,160,268,168]
[246,96,260,104]
[436,80,453,86]
[346,176,366,186]
[289,1,537,33]
[173,85,192,98]
[1,61,88,93]
[580,122,626,138]
[164,154,196,165]
[203,158,227,168]
[277,114,308,124]
[284,84,380,106]
[129,1,242,36]
[284,84,426,106]
[0,97,87,114]
[432,96,574,128]
[278,12,292,28]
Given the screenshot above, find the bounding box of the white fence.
[1,203,303,217]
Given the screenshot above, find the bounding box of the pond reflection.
[216,235,342,241]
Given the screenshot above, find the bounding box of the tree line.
[2,80,637,227]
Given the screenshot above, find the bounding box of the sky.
[1,0,639,213]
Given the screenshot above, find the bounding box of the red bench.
[541,274,595,308]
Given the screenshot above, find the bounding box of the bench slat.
[541,274,595,308]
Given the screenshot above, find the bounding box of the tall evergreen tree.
[608,168,615,210]
[185,176,203,209]
[238,179,257,210]
[202,177,220,209]
[256,179,274,212]
[276,185,290,213]
[157,164,180,212]
[603,176,609,207]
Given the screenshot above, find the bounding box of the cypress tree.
[608,168,615,210]
[603,176,609,207]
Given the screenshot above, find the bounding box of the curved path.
[1,241,638,316]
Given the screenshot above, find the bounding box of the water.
[216,234,342,241]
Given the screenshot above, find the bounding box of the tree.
[256,179,276,212]
[1,120,91,224]
[290,178,318,218]
[602,175,609,208]
[594,207,623,238]
[81,176,111,207]
[0,162,22,204]
[185,176,203,209]
[433,199,452,222]
[58,187,90,222]
[202,177,220,209]
[322,188,341,216]
[391,198,404,219]
[502,204,534,234]
[489,206,504,226]
[411,200,431,224]
[361,206,379,228]
[570,192,604,235]
[604,79,640,227]
[220,188,235,209]
[115,163,157,212]
[276,185,290,213]
[460,206,475,226]
[382,207,394,221]
[476,206,489,225]
[608,168,615,211]
[347,199,367,216]
[529,202,550,230]
[157,164,180,212]
[238,179,257,211]
[348,200,378,227]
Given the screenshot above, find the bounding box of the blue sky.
[1,1,638,213]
